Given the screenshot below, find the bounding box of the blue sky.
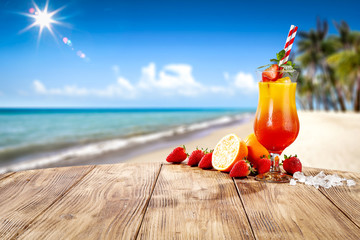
[1,0,360,108]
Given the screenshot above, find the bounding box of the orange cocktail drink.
[254,25,299,182]
[254,70,300,183]
[254,81,299,154]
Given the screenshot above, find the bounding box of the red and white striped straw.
[279,25,298,65]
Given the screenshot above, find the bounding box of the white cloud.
[224,71,257,93]
[33,80,46,94]
[138,62,204,96]
[32,63,255,99]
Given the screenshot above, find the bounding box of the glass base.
[255,172,291,183]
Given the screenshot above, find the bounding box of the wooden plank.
[0,172,15,181]
[137,164,255,239]
[0,165,94,239]
[234,175,360,239]
[304,167,360,228]
[16,163,161,240]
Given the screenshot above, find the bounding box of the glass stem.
[270,153,281,173]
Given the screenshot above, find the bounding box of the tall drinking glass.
[254,70,300,183]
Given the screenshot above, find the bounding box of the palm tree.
[297,18,347,111]
[297,30,318,110]
[296,74,314,110]
[317,73,334,111]
[327,32,360,111]
[333,21,352,50]
[318,20,347,111]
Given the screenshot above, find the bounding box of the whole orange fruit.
[212,133,248,172]
[244,133,269,167]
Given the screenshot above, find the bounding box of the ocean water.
[0,108,254,172]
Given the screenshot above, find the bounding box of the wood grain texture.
[234,173,360,239]
[137,164,255,240]
[0,172,15,181]
[0,165,94,239]
[304,167,360,228]
[17,163,161,240]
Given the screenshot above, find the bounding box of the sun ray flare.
[20,0,65,42]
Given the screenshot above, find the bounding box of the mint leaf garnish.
[277,50,286,61]
[258,49,297,71]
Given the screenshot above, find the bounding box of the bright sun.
[34,10,54,28]
[20,0,64,42]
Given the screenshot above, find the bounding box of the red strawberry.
[283,154,302,174]
[166,146,187,163]
[256,157,271,174]
[198,152,213,169]
[262,64,280,82]
[229,160,251,178]
[187,149,205,166]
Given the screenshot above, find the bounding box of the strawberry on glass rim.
[258,49,296,82]
[262,64,281,82]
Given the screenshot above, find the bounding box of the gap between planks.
[7,164,358,239]
[305,168,360,230]
[134,163,163,239]
[10,165,96,240]
[136,164,255,239]
[316,189,360,230]
[234,167,360,234]
[235,168,360,239]
[232,177,257,240]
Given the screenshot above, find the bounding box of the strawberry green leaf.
[250,166,256,174]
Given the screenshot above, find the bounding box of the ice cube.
[347,180,356,187]
[289,179,297,186]
[322,182,332,189]
[293,172,306,183]
[290,171,355,189]
[317,171,326,178]
[305,176,314,185]
[326,174,343,187]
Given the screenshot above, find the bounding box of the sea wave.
[0,113,253,174]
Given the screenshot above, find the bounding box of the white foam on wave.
[0,113,253,174]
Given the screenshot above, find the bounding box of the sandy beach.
[126,111,360,173]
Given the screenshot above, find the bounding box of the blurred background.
[0,0,359,173]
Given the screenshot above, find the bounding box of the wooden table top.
[0,163,359,239]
